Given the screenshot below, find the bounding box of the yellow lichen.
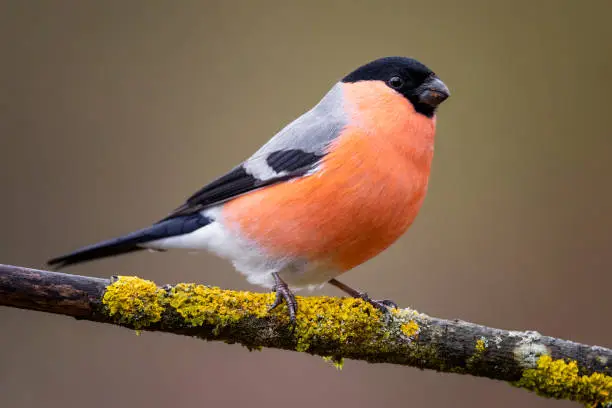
[322,356,345,370]
[102,276,165,329]
[391,307,421,319]
[466,337,488,369]
[167,283,272,330]
[514,355,612,407]
[291,296,385,352]
[102,277,392,357]
[475,338,487,353]
[163,282,386,352]
[401,320,420,339]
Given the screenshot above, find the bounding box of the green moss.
[514,355,612,407]
[401,320,420,339]
[102,276,165,329]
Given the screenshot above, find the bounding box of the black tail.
[47,212,212,269]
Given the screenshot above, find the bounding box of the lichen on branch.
[0,264,611,407]
[100,275,612,407]
[103,276,165,328]
[515,355,612,407]
[102,276,395,354]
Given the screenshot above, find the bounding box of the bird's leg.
[269,272,298,325]
[328,278,398,312]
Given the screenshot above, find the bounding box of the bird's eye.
[388,76,404,89]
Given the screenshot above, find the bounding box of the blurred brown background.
[1,1,611,407]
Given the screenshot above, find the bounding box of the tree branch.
[1,263,610,407]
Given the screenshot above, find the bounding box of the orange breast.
[223,81,436,271]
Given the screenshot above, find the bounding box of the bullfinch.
[48,56,450,322]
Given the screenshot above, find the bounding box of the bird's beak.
[417,77,450,107]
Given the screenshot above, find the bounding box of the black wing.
[161,149,324,220]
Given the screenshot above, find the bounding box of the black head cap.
[341,56,450,118]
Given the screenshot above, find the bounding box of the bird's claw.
[358,292,397,321]
[269,273,297,330]
[378,299,399,309]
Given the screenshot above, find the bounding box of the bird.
[48,56,450,323]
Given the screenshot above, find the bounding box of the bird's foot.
[327,278,398,321]
[357,292,398,322]
[268,272,297,329]
[358,292,398,312]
